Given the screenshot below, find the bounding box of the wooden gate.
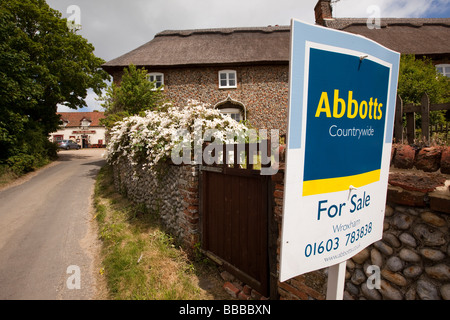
[200,141,272,296]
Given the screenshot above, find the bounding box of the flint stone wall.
[111,145,450,300]
[344,202,450,300]
[112,65,290,135]
[346,145,450,300]
[273,148,450,300]
[112,160,200,249]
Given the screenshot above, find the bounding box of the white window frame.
[81,119,91,127]
[436,64,450,78]
[219,107,243,122]
[218,70,237,89]
[147,72,164,90]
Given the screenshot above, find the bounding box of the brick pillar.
[314,0,333,25]
[180,165,200,250]
[272,145,327,300]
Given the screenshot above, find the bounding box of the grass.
[0,165,19,187]
[93,165,230,300]
[0,157,52,189]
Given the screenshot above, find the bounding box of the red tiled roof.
[57,112,105,127]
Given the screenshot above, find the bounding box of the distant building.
[52,112,106,148]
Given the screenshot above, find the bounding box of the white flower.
[106,100,249,174]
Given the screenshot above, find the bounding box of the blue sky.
[45,0,450,112]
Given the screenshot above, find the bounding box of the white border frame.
[147,72,164,90]
[218,70,237,89]
[279,19,400,283]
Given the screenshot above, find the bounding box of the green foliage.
[398,54,450,127]
[6,154,36,174]
[3,125,58,174]
[100,64,166,129]
[0,0,109,174]
[398,55,450,105]
[93,165,222,300]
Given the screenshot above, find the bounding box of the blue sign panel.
[303,48,390,196]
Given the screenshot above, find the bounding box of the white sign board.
[280,19,400,282]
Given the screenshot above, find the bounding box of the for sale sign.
[303,47,390,197]
[279,20,400,282]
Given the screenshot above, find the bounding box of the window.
[436,64,450,78]
[147,72,164,90]
[53,135,63,142]
[214,97,246,122]
[219,108,243,122]
[219,70,237,89]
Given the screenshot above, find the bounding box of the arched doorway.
[214,95,246,122]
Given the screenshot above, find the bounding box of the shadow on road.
[56,151,91,161]
[56,149,106,162]
[84,160,107,178]
[82,160,107,167]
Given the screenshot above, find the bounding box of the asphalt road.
[0,149,105,300]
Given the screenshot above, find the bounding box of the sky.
[45,0,450,112]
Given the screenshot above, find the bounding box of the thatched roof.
[102,26,290,71]
[102,19,449,72]
[323,18,450,55]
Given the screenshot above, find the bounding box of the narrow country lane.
[0,149,105,300]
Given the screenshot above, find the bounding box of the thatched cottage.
[102,0,450,134]
[101,1,450,300]
[102,25,291,133]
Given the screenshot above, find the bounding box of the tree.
[100,64,166,129]
[398,54,450,126]
[0,0,109,171]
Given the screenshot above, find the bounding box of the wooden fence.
[200,140,274,296]
[394,93,450,144]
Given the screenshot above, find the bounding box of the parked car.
[58,140,81,150]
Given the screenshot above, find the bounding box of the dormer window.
[147,72,164,90]
[81,118,91,127]
[219,70,237,89]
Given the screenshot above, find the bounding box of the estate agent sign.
[280,19,400,282]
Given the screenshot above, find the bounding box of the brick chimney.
[314,0,333,25]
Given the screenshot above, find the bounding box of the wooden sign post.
[326,261,347,300]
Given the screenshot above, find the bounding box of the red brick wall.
[314,0,333,25]
[271,159,328,300]
[392,144,450,175]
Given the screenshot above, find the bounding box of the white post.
[326,261,347,300]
